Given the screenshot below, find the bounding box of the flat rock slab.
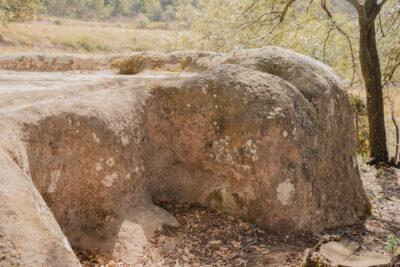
[320,241,391,267]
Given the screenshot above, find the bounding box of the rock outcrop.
[117,51,224,74]
[0,47,370,266]
[319,241,391,267]
[0,53,116,71]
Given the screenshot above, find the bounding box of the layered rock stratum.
[0,47,370,265]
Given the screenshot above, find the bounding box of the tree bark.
[357,1,389,163]
[355,112,359,147]
[391,103,400,165]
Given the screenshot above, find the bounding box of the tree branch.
[378,0,389,9]
[306,0,315,13]
[321,0,357,86]
[383,59,400,88]
[239,0,261,17]
[320,0,333,18]
[279,0,297,23]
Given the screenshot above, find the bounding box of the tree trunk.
[358,5,389,163]
[392,104,400,165]
[355,112,359,147]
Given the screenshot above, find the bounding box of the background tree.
[344,0,389,163]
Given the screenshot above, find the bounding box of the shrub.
[135,13,149,29]
[149,5,163,22]
[385,234,399,255]
[162,6,176,22]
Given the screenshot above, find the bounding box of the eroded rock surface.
[117,51,224,74]
[0,53,118,71]
[0,47,370,266]
[319,241,391,267]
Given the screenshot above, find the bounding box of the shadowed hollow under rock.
[0,46,370,266]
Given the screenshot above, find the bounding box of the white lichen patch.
[242,165,251,173]
[283,130,288,138]
[245,140,258,162]
[106,157,115,167]
[212,136,232,163]
[102,172,118,187]
[134,166,140,174]
[92,132,100,143]
[48,169,61,193]
[95,162,103,171]
[213,121,220,131]
[121,135,129,146]
[210,136,259,173]
[266,107,284,119]
[276,179,295,205]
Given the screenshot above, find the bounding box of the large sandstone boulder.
[0,47,370,265]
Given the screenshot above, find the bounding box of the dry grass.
[0,17,189,54]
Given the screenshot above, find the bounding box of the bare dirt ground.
[76,164,400,266]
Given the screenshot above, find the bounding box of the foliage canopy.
[0,0,39,25]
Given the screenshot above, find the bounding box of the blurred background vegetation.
[39,0,194,23]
